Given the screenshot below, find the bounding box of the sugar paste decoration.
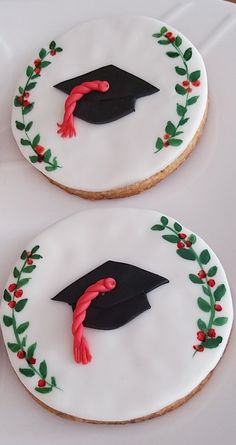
[54,64,159,135]
[151,217,228,352]
[153,26,201,152]
[2,246,60,394]
[53,260,169,364]
[14,41,63,172]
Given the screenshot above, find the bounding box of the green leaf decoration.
[21,250,27,260]
[213,317,228,326]
[165,121,176,136]
[39,360,47,379]
[49,40,56,49]
[204,336,222,348]
[158,40,171,45]
[25,121,33,132]
[207,266,217,277]
[27,342,37,359]
[7,342,21,353]
[20,139,31,146]
[183,48,192,61]
[175,66,186,76]
[22,336,27,347]
[51,376,57,387]
[23,265,36,273]
[15,299,28,313]
[18,86,24,94]
[55,47,63,52]
[22,103,34,115]
[17,278,30,288]
[40,61,51,68]
[17,322,29,334]
[26,65,34,77]
[35,387,52,394]
[39,48,47,59]
[13,267,20,278]
[160,216,168,226]
[3,315,13,327]
[197,297,211,312]
[174,222,182,232]
[187,96,199,106]
[32,134,40,148]
[214,284,226,301]
[30,156,38,163]
[31,73,41,80]
[176,104,187,116]
[31,254,43,259]
[160,26,167,34]
[31,245,40,254]
[203,285,211,297]
[179,117,189,126]
[166,51,179,58]
[45,165,57,172]
[19,368,35,377]
[177,248,196,260]
[175,84,187,95]
[197,318,207,331]
[16,121,25,130]
[188,234,197,244]
[25,82,37,91]
[155,137,163,151]
[162,234,179,243]
[175,36,182,47]
[168,138,182,146]
[43,149,51,162]
[199,249,211,265]
[3,289,11,302]
[151,224,165,231]
[189,274,203,284]
[175,131,184,136]
[152,32,161,38]
[189,70,200,82]
[14,96,21,107]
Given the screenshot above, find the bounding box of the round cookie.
[0,208,232,423]
[11,16,208,199]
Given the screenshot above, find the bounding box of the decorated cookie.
[12,16,208,199]
[0,208,232,423]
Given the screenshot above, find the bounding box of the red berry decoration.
[164,133,170,140]
[165,32,172,39]
[187,87,192,93]
[17,350,25,359]
[8,301,16,309]
[178,233,187,239]
[208,328,216,338]
[14,289,23,298]
[164,142,169,147]
[26,258,33,265]
[50,50,56,56]
[34,58,41,67]
[192,80,200,87]
[185,240,192,247]
[177,241,185,249]
[23,92,30,98]
[170,36,176,42]
[35,67,41,75]
[27,357,36,365]
[193,345,204,352]
[35,145,45,155]
[8,283,17,292]
[207,279,215,287]
[197,331,206,342]
[198,270,206,279]
[23,100,30,107]
[38,379,46,388]
[18,96,24,104]
[182,80,189,87]
[214,304,222,312]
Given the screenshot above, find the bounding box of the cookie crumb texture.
[0,209,232,423]
[12,16,208,198]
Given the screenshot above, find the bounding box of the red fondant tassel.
[57,80,110,138]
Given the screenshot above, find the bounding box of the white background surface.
[0,0,235,443]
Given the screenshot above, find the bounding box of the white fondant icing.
[11,16,208,192]
[0,209,233,422]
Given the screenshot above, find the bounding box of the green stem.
[170,40,190,131]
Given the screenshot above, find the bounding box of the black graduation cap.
[54,65,159,124]
[52,260,169,330]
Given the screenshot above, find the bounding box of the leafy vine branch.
[14,41,63,172]
[151,216,228,353]
[152,26,201,152]
[2,246,60,394]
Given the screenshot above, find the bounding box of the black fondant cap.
[52,261,168,330]
[54,64,159,124]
